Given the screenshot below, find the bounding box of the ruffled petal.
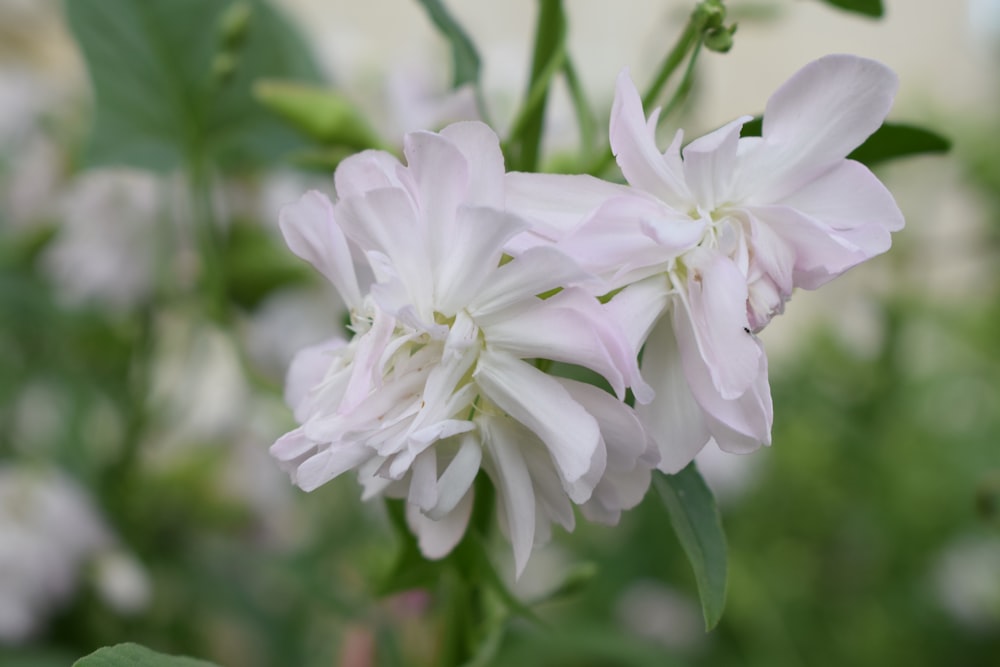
[279,191,363,310]
[406,487,474,560]
[635,315,711,473]
[440,121,506,208]
[285,337,347,420]
[682,116,750,211]
[475,349,601,491]
[467,246,591,319]
[334,149,411,199]
[480,416,537,577]
[610,69,690,207]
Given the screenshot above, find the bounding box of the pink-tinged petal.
[285,337,347,419]
[334,149,411,200]
[504,172,634,249]
[672,305,772,452]
[554,377,656,471]
[337,187,435,320]
[467,246,591,319]
[480,415,537,576]
[560,194,703,287]
[610,69,690,207]
[754,159,903,289]
[681,116,750,210]
[475,349,601,489]
[483,287,646,402]
[440,121,505,208]
[604,275,671,354]
[406,487,473,560]
[426,433,482,520]
[678,251,760,399]
[434,206,529,315]
[636,315,711,473]
[403,130,469,267]
[341,307,396,412]
[270,427,317,466]
[279,191,363,310]
[745,55,898,200]
[295,442,376,492]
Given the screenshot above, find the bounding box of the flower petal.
[475,349,600,490]
[682,116,750,211]
[467,246,591,319]
[440,121,505,208]
[635,315,711,473]
[285,336,347,420]
[334,149,411,200]
[480,415,537,577]
[406,487,474,560]
[279,191,363,310]
[426,432,483,520]
[610,68,690,207]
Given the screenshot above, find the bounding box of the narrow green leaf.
[73,643,220,667]
[653,465,727,629]
[65,0,321,172]
[253,80,384,149]
[561,57,597,160]
[740,118,950,167]
[817,0,884,18]
[415,0,481,89]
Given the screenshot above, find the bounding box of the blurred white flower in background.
[932,535,1000,631]
[0,466,150,644]
[41,169,165,309]
[615,580,706,653]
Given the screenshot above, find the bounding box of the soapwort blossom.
[507,55,904,471]
[271,122,655,574]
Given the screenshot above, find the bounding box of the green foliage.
[416,0,482,90]
[65,0,321,173]
[252,81,384,151]
[73,643,219,667]
[819,0,884,18]
[740,119,949,167]
[222,218,315,309]
[654,466,728,630]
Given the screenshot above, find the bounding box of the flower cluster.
[271,55,903,574]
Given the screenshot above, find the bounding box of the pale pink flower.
[271,122,654,574]
[507,55,904,471]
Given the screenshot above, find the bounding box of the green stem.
[504,0,566,172]
[188,162,227,322]
[641,19,700,111]
[660,40,704,120]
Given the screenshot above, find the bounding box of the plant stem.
[188,161,227,322]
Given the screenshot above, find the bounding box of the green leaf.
[73,643,220,667]
[415,0,482,89]
[66,0,321,173]
[846,123,950,167]
[739,119,949,167]
[818,0,884,18]
[252,80,384,150]
[223,219,315,309]
[653,464,727,630]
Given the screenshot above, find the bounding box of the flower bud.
[704,24,737,53]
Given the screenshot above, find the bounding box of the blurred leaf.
[253,80,384,149]
[818,0,884,18]
[653,464,727,630]
[416,0,481,89]
[66,0,321,173]
[376,498,442,595]
[740,119,949,167]
[223,218,315,309]
[73,643,219,667]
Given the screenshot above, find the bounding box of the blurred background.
[1,0,998,665]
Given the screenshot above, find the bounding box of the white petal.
[295,443,375,492]
[504,172,633,248]
[609,69,690,207]
[635,315,711,473]
[279,191,363,310]
[403,129,468,268]
[682,116,749,211]
[467,246,590,319]
[285,337,347,419]
[440,121,505,208]
[678,251,760,399]
[475,349,601,487]
[433,206,529,315]
[745,55,898,200]
[480,416,536,577]
[406,487,474,560]
[604,275,671,354]
[427,432,483,520]
[334,149,410,199]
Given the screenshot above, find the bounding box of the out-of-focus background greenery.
[1,1,998,665]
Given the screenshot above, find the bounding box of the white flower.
[272,121,655,574]
[507,55,904,472]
